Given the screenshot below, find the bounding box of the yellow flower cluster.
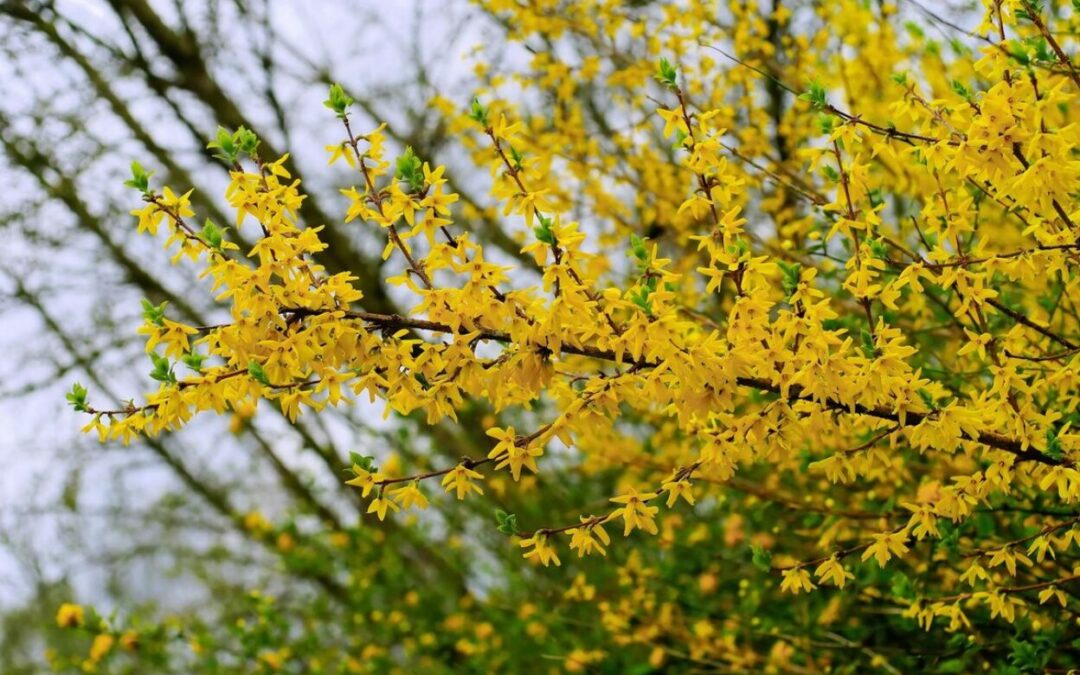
[75,0,1080,649]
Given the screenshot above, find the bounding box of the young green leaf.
[66,382,89,412]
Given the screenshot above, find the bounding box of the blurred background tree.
[0,0,533,670]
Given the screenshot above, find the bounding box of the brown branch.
[1023,3,1080,93]
[340,114,433,290]
[267,306,1069,466]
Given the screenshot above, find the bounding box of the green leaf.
[207,126,260,164]
[468,98,489,127]
[494,509,518,536]
[323,83,354,118]
[817,113,835,135]
[201,218,224,250]
[939,521,960,551]
[917,388,939,411]
[868,238,889,260]
[1009,636,1049,671]
[778,260,802,299]
[726,238,750,258]
[66,382,89,412]
[123,161,153,193]
[247,360,271,387]
[890,572,915,600]
[1015,0,1042,22]
[141,298,168,327]
[629,233,645,255]
[799,81,828,110]
[533,225,555,245]
[348,452,376,473]
[181,352,207,373]
[860,328,876,359]
[1045,427,1064,461]
[394,147,424,192]
[533,215,555,245]
[631,287,653,316]
[750,544,773,572]
[904,21,925,39]
[867,188,885,209]
[206,126,238,163]
[950,79,972,102]
[233,126,260,156]
[149,352,176,384]
[1033,37,1052,63]
[655,57,679,90]
[508,144,524,170]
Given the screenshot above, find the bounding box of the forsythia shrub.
[57,0,1080,671]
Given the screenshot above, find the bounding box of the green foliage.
[247,360,270,387]
[777,260,801,300]
[655,57,679,90]
[395,146,424,192]
[65,383,88,412]
[468,98,490,126]
[323,82,354,119]
[123,161,153,194]
[348,451,376,473]
[148,352,176,384]
[141,299,168,327]
[495,509,518,535]
[533,214,556,244]
[799,80,828,110]
[750,544,772,571]
[206,126,260,164]
[200,219,225,251]
[180,352,206,373]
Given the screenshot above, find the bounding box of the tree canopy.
[18,0,1080,672]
